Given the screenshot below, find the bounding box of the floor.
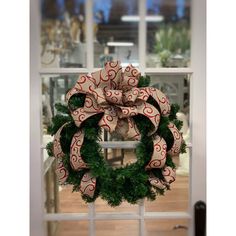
[47,150,189,236]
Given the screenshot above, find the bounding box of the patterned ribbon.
[53,61,183,197]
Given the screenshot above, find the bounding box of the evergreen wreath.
[46,61,186,207]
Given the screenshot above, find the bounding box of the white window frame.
[30,0,206,235]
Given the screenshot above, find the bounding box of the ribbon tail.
[145,136,167,170]
[167,122,183,156]
[80,171,96,198]
[53,122,70,184]
[162,166,176,185]
[55,159,69,184]
[148,172,166,190]
[70,130,88,170]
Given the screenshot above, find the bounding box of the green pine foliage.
[138,75,151,87]
[46,75,186,207]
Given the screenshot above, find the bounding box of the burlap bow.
[53,61,183,198]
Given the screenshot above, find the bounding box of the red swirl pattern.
[123,87,139,104]
[119,106,138,118]
[55,159,69,184]
[72,108,103,128]
[124,64,141,78]
[70,130,88,170]
[146,136,167,169]
[162,166,176,184]
[80,172,96,198]
[137,102,160,135]
[53,122,70,184]
[84,94,104,113]
[147,87,171,116]
[53,123,70,159]
[119,76,138,91]
[167,123,183,156]
[92,88,107,105]
[137,88,149,101]
[105,90,123,105]
[148,173,166,190]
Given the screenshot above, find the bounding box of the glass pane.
[42,74,79,133]
[151,74,190,175]
[145,219,189,236]
[149,74,190,116]
[93,0,139,67]
[41,1,86,68]
[146,0,190,68]
[44,163,89,213]
[45,221,89,236]
[42,74,89,213]
[96,220,139,236]
[145,175,189,212]
[145,74,190,211]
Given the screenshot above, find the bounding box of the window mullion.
[86,0,94,72]
[139,0,146,75]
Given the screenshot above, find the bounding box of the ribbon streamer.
[53,123,69,184]
[53,61,183,197]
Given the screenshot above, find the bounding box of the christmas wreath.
[46,61,186,206]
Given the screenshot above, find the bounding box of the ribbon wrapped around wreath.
[53,61,183,198]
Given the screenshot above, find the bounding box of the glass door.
[30,0,206,235]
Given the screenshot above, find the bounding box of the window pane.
[145,74,190,212]
[44,163,89,213]
[146,0,190,68]
[145,219,189,236]
[42,74,89,213]
[96,220,139,236]
[149,74,190,176]
[41,0,86,68]
[145,175,189,212]
[45,221,89,236]
[93,0,139,67]
[149,74,190,114]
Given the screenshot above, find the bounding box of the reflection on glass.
[41,0,86,68]
[146,0,190,67]
[93,0,139,67]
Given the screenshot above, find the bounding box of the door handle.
[194,200,206,236]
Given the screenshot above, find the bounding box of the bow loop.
[123,64,141,78]
[119,75,139,91]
